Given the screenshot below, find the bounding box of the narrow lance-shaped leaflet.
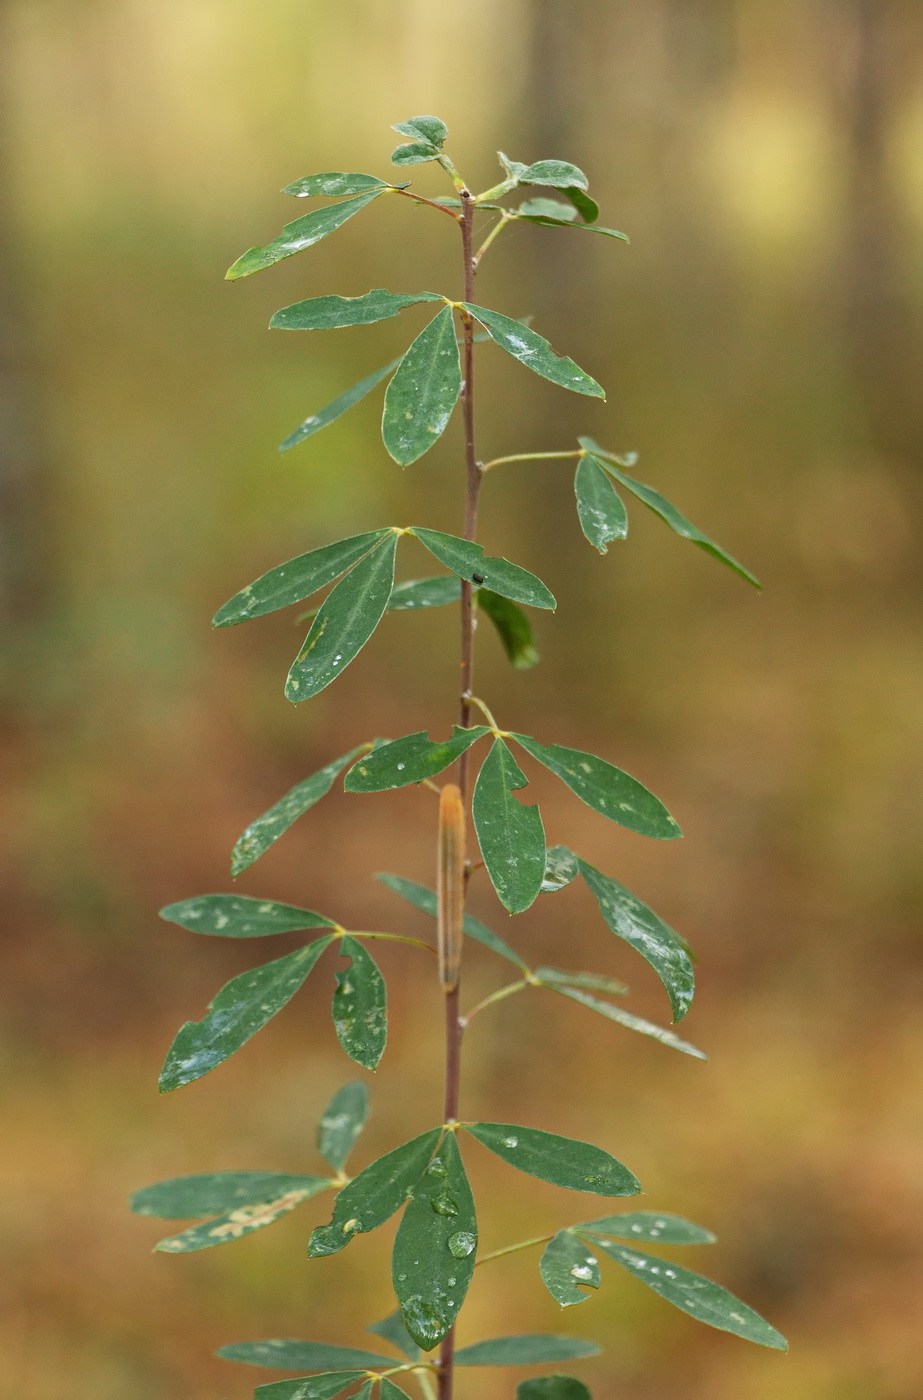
[226,192,388,280]
[286,533,398,703]
[462,303,604,398]
[382,305,462,466]
[375,872,527,970]
[472,739,545,914]
[463,1122,640,1197]
[306,1129,441,1257]
[271,289,443,332]
[344,726,490,793]
[214,531,389,628]
[331,938,387,1071]
[317,1080,369,1173]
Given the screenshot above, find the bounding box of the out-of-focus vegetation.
[1,2,922,1397]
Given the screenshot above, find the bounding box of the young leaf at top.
[574,455,628,553]
[388,575,462,610]
[546,983,705,1059]
[331,938,387,1071]
[579,438,761,588]
[152,1178,331,1254]
[375,873,527,970]
[392,115,448,147]
[283,172,395,198]
[510,734,681,841]
[463,1123,640,1197]
[541,845,580,893]
[367,1309,421,1361]
[130,1171,328,1220]
[160,895,335,938]
[226,192,386,280]
[218,1340,393,1370]
[392,1132,477,1350]
[478,588,540,669]
[473,739,546,914]
[589,1240,788,1350]
[286,533,398,703]
[231,745,368,877]
[462,304,604,399]
[411,527,556,609]
[159,938,333,1093]
[254,1379,367,1400]
[271,288,443,332]
[279,358,401,454]
[517,159,589,191]
[540,1229,601,1307]
[577,858,694,1022]
[214,531,389,628]
[577,1211,716,1246]
[382,306,462,466]
[306,1129,440,1257]
[455,1335,600,1367]
[344,726,490,793]
[317,1080,370,1173]
[517,1379,592,1400]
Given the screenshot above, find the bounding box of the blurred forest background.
[1,2,922,1398]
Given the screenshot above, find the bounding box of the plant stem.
[474,1233,555,1267]
[437,185,481,1400]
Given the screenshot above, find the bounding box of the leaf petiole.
[482,449,582,474]
[347,931,437,955]
[475,1233,555,1267]
[474,211,513,266]
[466,693,503,732]
[459,978,530,1028]
[394,188,461,221]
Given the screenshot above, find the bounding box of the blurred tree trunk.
[0,2,48,656]
[841,0,923,460]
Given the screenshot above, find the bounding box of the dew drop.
[447,1231,476,1258]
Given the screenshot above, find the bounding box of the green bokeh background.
[2,3,922,1398]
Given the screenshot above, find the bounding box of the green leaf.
[510,734,681,842]
[214,531,390,628]
[254,1378,366,1400]
[231,747,367,877]
[153,1179,331,1253]
[498,151,529,181]
[332,938,387,1071]
[574,457,628,553]
[343,726,490,792]
[272,288,443,332]
[590,1240,788,1349]
[218,1340,392,1370]
[160,895,335,938]
[379,1381,412,1400]
[317,1081,370,1172]
[375,873,527,970]
[227,193,385,280]
[562,187,600,223]
[576,859,694,1022]
[307,1129,440,1257]
[478,589,540,669]
[411,527,556,609]
[541,846,580,893]
[388,575,461,610]
[518,160,590,191]
[392,115,448,146]
[462,304,604,399]
[392,1132,477,1350]
[514,206,627,243]
[279,359,401,453]
[518,198,579,222]
[540,1230,601,1307]
[517,1379,592,1400]
[534,968,628,997]
[130,1171,327,1219]
[579,439,760,588]
[382,306,462,466]
[577,1212,716,1246]
[455,1335,600,1367]
[391,141,440,166]
[286,534,398,703]
[283,172,394,198]
[159,938,332,1092]
[473,739,545,914]
[367,1310,420,1361]
[464,1123,640,1197]
[546,984,705,1059]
